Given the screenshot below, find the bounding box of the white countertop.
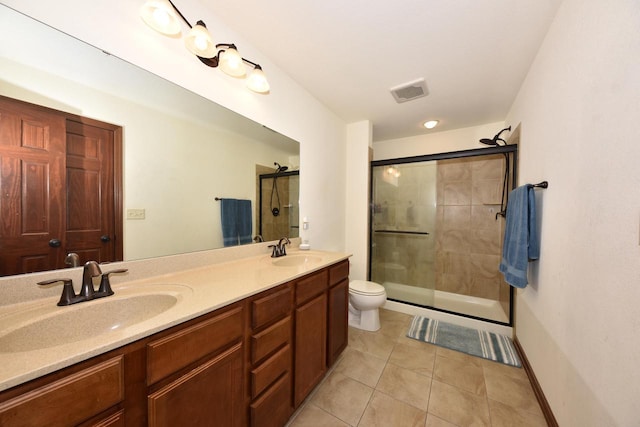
[0,249,350,392]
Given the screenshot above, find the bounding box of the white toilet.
[348,280,387,331]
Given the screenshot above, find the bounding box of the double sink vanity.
[0,247,350,426]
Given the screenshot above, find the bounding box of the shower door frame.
[369,145,518,326]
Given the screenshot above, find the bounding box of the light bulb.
[184,21,216,57]
[140,0,181,35]
[152,8,170,27]
[246,67,270,93]
[219,47,246,77]
[423,120,439,129]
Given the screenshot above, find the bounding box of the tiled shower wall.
[256,165,299,242]
[435,154,510,310]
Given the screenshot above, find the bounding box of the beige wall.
[506,0,640,424]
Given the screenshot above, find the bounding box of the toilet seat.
[349,280,386,296]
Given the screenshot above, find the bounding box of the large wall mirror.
[0,5,300,276]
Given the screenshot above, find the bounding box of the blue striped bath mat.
[406,316,521,367]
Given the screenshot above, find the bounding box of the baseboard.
[513,337,559,427]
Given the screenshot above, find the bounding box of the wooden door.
[0,96,123,276]
[0,96,66,275]
[65,118,119,264]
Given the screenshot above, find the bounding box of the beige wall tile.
[443,181,472,205]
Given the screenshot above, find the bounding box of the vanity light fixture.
[423,120,439,129]
[140,0,270,94]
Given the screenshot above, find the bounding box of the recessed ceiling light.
[423,120,439,129]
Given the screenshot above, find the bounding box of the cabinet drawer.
[252,316,291,364]
[147,304,243,385]
[0,356,124,427]
[329,260,349,286]
[250,372,292,427]
[252,285,292,330]
[295,270,328,305]
[251,344,291,399]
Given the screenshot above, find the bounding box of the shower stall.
[258,168,300,242]
[369,145,517,325]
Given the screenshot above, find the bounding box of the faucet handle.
[97,269,128,296]
[38,278,79,306]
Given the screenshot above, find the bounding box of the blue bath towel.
[499,185,539,288]
[237,199,253,245]
[220,198,253,247]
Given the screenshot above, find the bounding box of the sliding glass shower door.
[370,146,517,325]
[371,162,437,307]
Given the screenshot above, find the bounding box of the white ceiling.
[207,0,562,141]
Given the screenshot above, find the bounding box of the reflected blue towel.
[220,198,253,247]
[499,185,540,288]
[237,199,253,245]
[220,198,239,247]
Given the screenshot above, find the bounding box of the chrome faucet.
[37,261,128,306]
[269,237,291,258]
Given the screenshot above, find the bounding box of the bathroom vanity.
[0,250,349,426]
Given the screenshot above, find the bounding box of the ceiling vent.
[390,78,429,103]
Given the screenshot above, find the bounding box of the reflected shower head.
[480,126,511,146]
[274,162,288,173]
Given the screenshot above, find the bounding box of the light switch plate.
[127,208,145,220]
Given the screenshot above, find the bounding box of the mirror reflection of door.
[0,96,123,276]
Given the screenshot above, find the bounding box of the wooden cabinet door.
[0,96,66,275]
[148,343,245,427]
[327,278,349,367]
[294,292,327,407]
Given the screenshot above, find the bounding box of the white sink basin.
[0,284,191,353]
[271,254,323,267]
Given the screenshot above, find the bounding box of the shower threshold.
[382,281,509,325]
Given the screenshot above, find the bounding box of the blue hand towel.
[499,185,540,288]
[220,198,253,247]
[220,198,239,247]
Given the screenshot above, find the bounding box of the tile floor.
[288,309,547,427]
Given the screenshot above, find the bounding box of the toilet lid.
[350,280,386,296]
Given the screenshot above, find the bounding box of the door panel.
[0,97,66,275]
[65,119,116,265]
